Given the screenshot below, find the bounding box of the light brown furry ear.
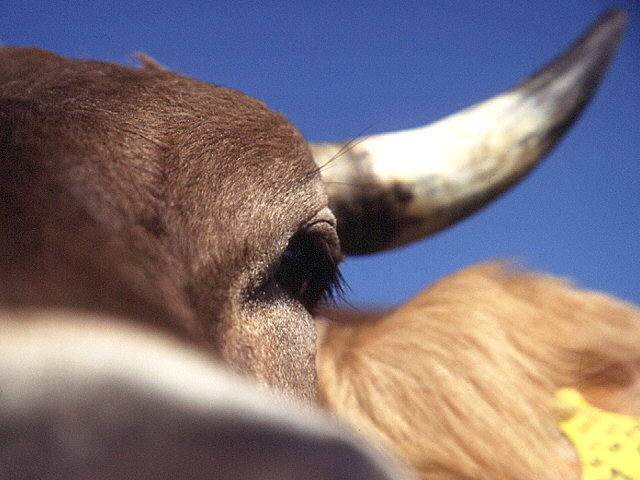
[133,52,166,71]
[317,262,640,480]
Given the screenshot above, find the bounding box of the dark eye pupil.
[274,232,341,310]
[280,247,311,296]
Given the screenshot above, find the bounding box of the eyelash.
[273,230,344,311]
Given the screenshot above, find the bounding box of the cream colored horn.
[312,9,626,255]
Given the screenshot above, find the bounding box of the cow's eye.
[274,228,343,311]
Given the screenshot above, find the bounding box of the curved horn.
[312,9,626,255]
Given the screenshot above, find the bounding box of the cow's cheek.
[217,296,318,402]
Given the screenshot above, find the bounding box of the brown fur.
[318,262,640,479]
[0,47,331,400]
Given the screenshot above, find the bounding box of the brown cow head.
[0,48,341,400]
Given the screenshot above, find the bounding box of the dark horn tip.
[505,8,627,158]
[516,8,626,94]
[599,8,627,30]
[565,7,626,53]
[586,8,627,49]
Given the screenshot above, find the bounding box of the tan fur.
[318,262,640,479]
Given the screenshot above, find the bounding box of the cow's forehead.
[145,68,330,285]
[0,48,330,340]
[0,47,327,245]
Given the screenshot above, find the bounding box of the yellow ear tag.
[556,388,640,480]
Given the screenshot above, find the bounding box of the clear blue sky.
[3,1,638,307]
